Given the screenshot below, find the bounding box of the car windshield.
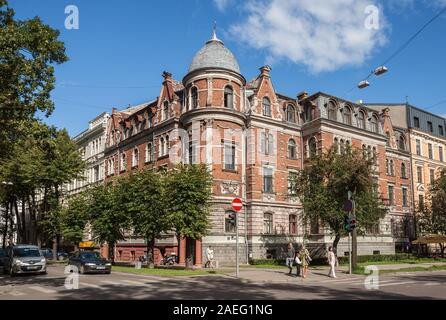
[13,248,42,258]
[80,251,101,260]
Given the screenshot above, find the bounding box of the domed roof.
[188,30,240,74]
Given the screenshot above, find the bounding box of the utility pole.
[352,198,357,270]
[236,212,239,278]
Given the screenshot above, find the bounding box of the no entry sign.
[232,198,243,212]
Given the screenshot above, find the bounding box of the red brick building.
[102,30,414,266]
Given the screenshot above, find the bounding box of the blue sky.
[8,0,446,136]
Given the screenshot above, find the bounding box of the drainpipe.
[243,88,249,264]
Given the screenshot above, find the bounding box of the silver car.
[4,245,47,276]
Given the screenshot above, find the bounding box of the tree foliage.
[293,146,388,251]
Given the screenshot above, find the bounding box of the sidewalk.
[223,262,446,284]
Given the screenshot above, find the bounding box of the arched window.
[401,162,407,178]
[371,115,379,133]
[286,104,296,123]
[390,159,395,176]
[165,135,169,156]
[263,97,271,117]
[343,106,352,125]
[159,137,165,157]
[224,86,234,109]
[146,143,152,163]
[358,110,366,129]
[340,139,345,154]
[328,101,337,121]
[132,148,139,167]
[305,105,313,122]
[288,139,297,159]
[367,146,372,160]
[398,136,406,151]
[309,137,317,157]
[263,213,273,234]
[191,87,198,109]
[334,138,339,154]
[163,101,169,121]
[120,153,126,171]
[289,214,297,235]
[148,113,153,128]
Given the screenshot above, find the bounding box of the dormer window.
[286,104,296,123]
[398,136,406,151]
[224,86,234,109]
[371,115,379,133]
[343,106,352,125]
[328,101,337,121]
[162,101,169,121]
[262,97,271,117]
[358,111,366,129]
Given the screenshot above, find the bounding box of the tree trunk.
[332,233,341,254]
[52,238,58,260]
[440,243,445,259]
[21,197,27,244]
[147,238,155,269]
[109,241,115,265]
[2,204,8,249]
[185,237,195,269]
[13,198,23,243]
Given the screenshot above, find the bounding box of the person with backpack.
[286,243,295,275]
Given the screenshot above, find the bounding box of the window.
[162,101,169,121]
[289,215,297,235]
[288,171,297,195]
[224,86,234,109]
[371,115,379,133]
[357,111,366,129]
[328,101,337,121]
[108,159,114,175]
[440,146,444,162]
[398,136,406,151]
[439,125,444,136]
[427,121,433,133]
[310,218,319,235]
[189,140,197,164]
[145,143,152,163]
[428,143,433,159]
[263,167,274,193]
[286,104,296,123]
[132,148,139,167]
[390,160,394,176]
[388,185,394,205]
[165,136,169,156]
[148,113,153,128]
[288,139,297,159]
[159,137,164,157]
[386,159,389,175]
[401,163,407,179]
[430,169,435,184]
[224,141,236,170]
[416,139,421,156]
[260,132,274,155]
[414,117,420,128]
[263,213,273,234]
[191,87,198,109]
[120,153,126,171]
[417,166,423,184]
[402,188,408,207]
[262,97,271,117]
[343,106,352,125]
[225,210,236,233]
[334,138,339,154]
[308,137,317,157]
[305,105,313,122]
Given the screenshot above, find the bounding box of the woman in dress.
[299,244,311,278]
[327,246,337,278]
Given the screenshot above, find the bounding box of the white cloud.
[229,0,389,73]
[213,0,233,12]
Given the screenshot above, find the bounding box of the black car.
[68,251,111,274]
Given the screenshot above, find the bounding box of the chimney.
[162,71,172,81]
[297,91,308,101]
[259,65,272,77]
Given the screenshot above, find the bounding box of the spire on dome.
[207,21,223,44]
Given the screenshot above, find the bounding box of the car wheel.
[105,270,111,275]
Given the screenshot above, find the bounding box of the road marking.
[8,291,25,296]
[119,279,147,286]
[28,286,57,294]
[375,281,416,287]
[100,280,122,285]
[81,282,102,289]
[424,282,441,286]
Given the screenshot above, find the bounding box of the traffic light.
[228,212,237,225]
[349,217,357,230]
[344,215,350,232]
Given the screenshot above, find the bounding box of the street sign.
[232,198,243,212]
[343,199,353,212]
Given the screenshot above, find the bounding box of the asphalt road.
[0,265,445,300]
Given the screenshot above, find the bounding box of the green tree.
[87,182,131,264]
[418,169,446,257]
[61,192,90,249]
[293,146,387,252]
[127,170,170,267]
[0,0,68,160]
[165,164,213,268]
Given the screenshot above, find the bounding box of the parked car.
[68,251,111,274]
[40,248,69,260]
[0,248,6,273]
[4,244,47,276]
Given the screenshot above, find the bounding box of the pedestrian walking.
[285,243,295,275]
[205,246,214,268]
[299,244,311,279]
[327,246,337,278]
[294,250,302,277]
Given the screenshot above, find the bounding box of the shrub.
[338,253,416,265]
